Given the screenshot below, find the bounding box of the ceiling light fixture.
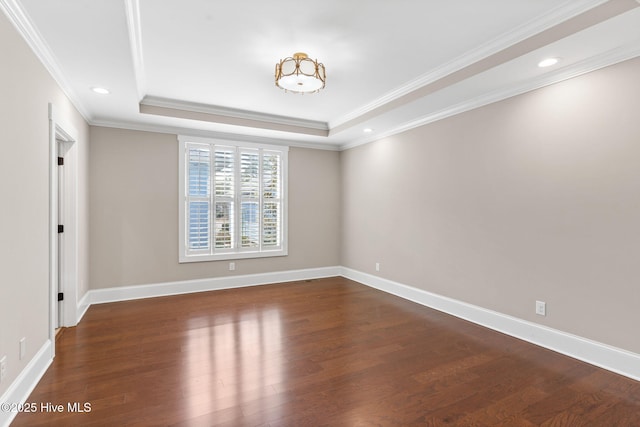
[363,128,374,133]
[91,87,110,95]
[275,52,326,94]
[538,57,560,68]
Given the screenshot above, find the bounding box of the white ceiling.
[4,0,640,149]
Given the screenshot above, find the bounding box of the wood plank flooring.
[12,277,640,426]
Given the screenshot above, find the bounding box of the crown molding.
[340,42,640,151]
[90,118,340,151]
[124,0,145,101]
[0,0,91,121]
[96,39,640,153]
[330,0,609,130]
[4,0,635,152]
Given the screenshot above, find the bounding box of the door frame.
[48,104,78,356]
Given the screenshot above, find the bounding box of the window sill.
[179,249,288,263]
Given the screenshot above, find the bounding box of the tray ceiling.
[3,0,640,149]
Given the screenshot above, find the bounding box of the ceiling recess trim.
[329,0,609,130]
[140,96,329,136]
[5,0,638,150]
[124,0,145,101]
[91,118,339,151]
[340,41,640,151]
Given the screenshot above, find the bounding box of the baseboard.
[0,340,53,427]
[85,266,640,381]
[341,267,640,382]
[0,267,339,427]
[88,266,342,305]
[76,291,90,324]
[6,263,633,427]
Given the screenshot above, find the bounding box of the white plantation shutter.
[262,151,282,248]
[179,136,288,262]
[214,147,235,250]
[240,150,260,249]
[186,145,211,253]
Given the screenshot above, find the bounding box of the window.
[178,136,288,262]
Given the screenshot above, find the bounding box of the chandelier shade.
[275,52,326,94]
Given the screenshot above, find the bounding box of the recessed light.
[363,128,374,133]
[91,87,110,95]
[538,57,560,68]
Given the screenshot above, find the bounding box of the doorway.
[49,104,78,356]
[57,140,64,331]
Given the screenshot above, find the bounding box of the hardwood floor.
[12,277,640,426]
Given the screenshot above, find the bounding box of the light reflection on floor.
[185,308,283,421]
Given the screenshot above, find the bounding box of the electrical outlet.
[375,262,380,272]
[229,262,235,271]
[0,356,6,383]
[535,300,546,316]
[19,338,26,360]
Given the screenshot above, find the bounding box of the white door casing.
[48,104,79,356]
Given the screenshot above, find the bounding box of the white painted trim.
[94,38,640,153]
[0,341,53,427]
[49,104,79,363]
[3,264,636,425]
[124,0,145,101]
[178,134,291,152]
[76,291,90,324]
[88,266,341,305]
[89,119,341,151]
[141,96,329,131]
[0,0,90,121]
[340,42,640,151]
[0,0,625,152]
[329,0,608,129]
[340,267,640,382]
[61,266,640,382]
[177,136,289,263]
[48,105,59,358]
[57,135,80,329]
[84,265,640,382]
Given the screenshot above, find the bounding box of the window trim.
[178,135,288,263]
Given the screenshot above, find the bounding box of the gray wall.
[0,13,90,396]
[89,127,341,288]
[341,57,640,354]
